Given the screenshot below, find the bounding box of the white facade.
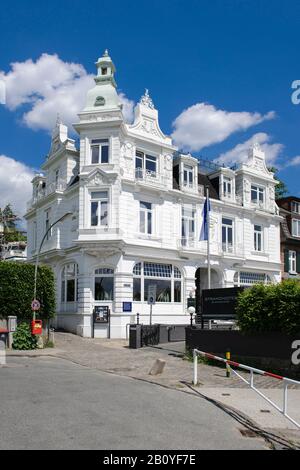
[25,51,282,338]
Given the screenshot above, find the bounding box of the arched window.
[234,271,271,287]
[133,262,182,303]
[94,268,114,301]
[61,263,79,302]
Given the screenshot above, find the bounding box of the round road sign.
[31,299,41,311]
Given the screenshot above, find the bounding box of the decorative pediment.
[128,91,172,145]
[83,168,117,187]
[243,143,273,177]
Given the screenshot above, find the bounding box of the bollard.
[226,349,231,378]
[193,349,198,385]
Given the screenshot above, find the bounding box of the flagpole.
[206,186,211,290]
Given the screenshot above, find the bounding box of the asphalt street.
[0,356,267,450]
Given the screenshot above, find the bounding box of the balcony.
[27,179,67,210]
[177,238,245,257]
[134,168,167,188]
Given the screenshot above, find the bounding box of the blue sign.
[123,302,132,312]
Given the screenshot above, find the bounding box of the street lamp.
[33,212,72,320]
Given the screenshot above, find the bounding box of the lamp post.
[33,212,72,320]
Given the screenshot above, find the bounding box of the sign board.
[93,306,110,323]
[31,299,41,311]
[202,287,244,320]
[123,302,132,312]
[147,285,157,305]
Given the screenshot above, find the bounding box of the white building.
[25,51,282,338]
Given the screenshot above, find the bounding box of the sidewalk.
[6,332,300,447]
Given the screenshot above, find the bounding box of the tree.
[0,204,26,244]
[268,167,289,199]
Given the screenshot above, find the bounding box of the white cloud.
[119,92,135,124]
[0,155,35,219]
[171,102,275,152]
[0,53,134,131]
[216,133,284,166]
[285,155,300,167]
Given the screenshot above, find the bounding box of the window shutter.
[284,250,289,273]
[296,252,300,274]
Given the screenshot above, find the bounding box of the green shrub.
[0,262,56,320]
[12,322,37,350]
[236,280,300,334]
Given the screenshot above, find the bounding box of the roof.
[277,196,300,206]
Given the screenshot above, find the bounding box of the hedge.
[0,262,56,320]
[236,279,300,335]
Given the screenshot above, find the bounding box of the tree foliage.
[0,262,56,320]
[236,280,300,335]
[0,204,26,243]
[268,167,289,199]
[12,322,37,350]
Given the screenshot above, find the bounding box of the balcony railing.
[177,238,245,257]
[135,168,157,180]
[27,179,67,210]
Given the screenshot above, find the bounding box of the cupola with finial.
[81,49,122,113]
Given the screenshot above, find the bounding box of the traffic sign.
[147,285,156,305]
[31,299,41,311]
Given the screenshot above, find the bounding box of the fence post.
[283,382,288,415]
[193,349,198,385]
[226,349,231,378]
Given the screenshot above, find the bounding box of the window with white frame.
[251,185,264,204]
[222,217,233,252]
[135,151,157,178]
[61,263,79,302]
[254,224,263,252]
[91,191,108,227]
[94,268,114,301]
[289,250,297,273]
[234,271,271,286]
[223,177,232,197]
[292,219,300,237]
[45,209,51,240]
[139,201,152,235]
[91,139,109,164]
[133,262,182,303]
[183,165,194,187]
[55,168,60,186]
[181,205,195,246]
[32,221,37,250]
[291,201,300,214]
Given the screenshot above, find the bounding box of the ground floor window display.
[94,268,114,300]
[133,262,182,303]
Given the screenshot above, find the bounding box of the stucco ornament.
[121,141,134,159]
[94,96,105,106]
[140,89,155,109]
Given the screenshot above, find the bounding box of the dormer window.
[91,139,109,164]
[135,151,157,178]
[292,201,300,214]
[183,165,193,187]
[223,177,232,197]
[251,185,264,204]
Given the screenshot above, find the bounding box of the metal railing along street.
[193,348,300,429]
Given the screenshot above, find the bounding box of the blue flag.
[199,196,211,241]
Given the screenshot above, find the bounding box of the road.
[0,356,267,450]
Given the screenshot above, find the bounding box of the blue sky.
[0,0,300,217]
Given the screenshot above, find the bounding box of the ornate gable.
[83,168,118,187]
[128,90,172,145]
